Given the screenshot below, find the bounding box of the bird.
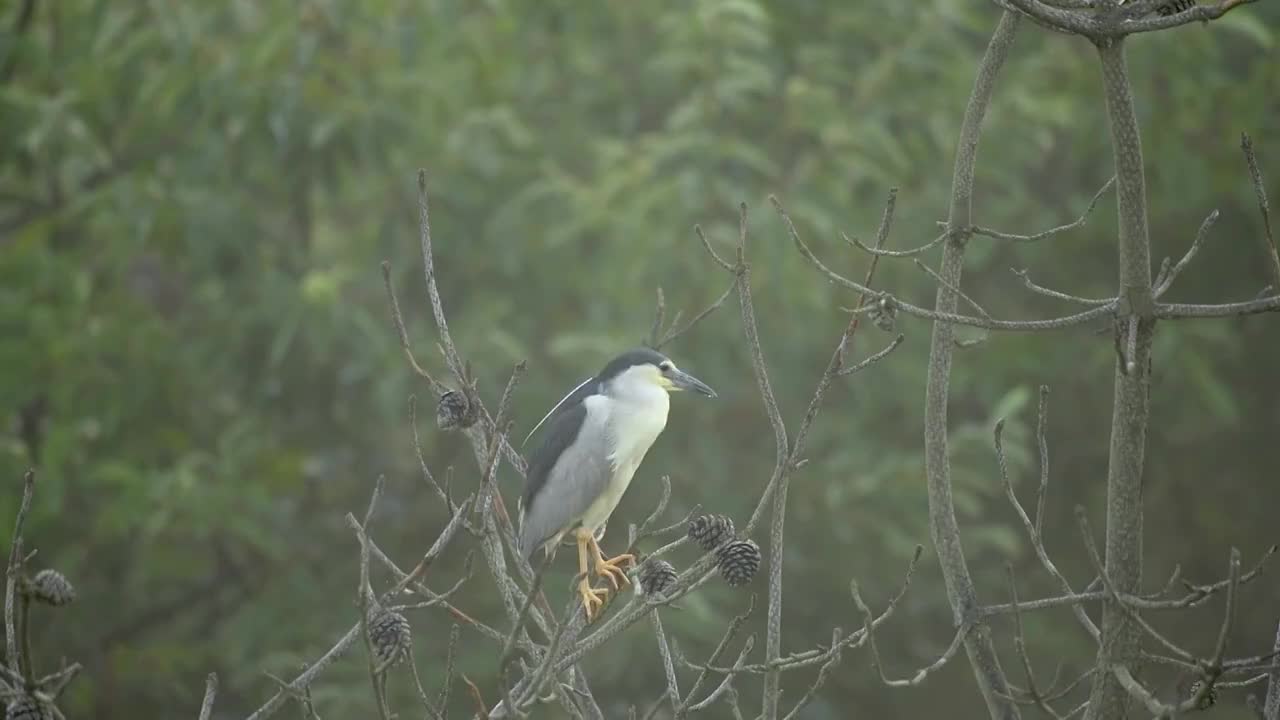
[519,348,716,619]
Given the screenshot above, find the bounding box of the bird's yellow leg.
[575,529,608,620]
[587,534,634,590]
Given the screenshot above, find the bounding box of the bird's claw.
[594,553,635,590]
[578,578,609,621]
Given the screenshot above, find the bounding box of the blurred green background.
[2,0,1278,717]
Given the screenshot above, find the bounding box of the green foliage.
[1,0,1277,716]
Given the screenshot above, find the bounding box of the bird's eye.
[659,361,673,372]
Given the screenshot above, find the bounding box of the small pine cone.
[638,559,677,597]
[1188,679,1217,709]
[368,607,412,668]
[5,695,49,720]
[687,514,735,551]
[870,298,897,332]
[436,390,476,430]
[715,539,761,587]
[1156,0,1196,15]
[27,569,75,606]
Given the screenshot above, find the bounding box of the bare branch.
[995,414,1099,640]
[923,12,1025,719]
[782,197,1118,332]
[1075,507,1196,665]
[915,259,993,321]
[684,546,924,676]
[1156,294,1280,318]
[969,176,1115,243]
[355,477,393,720]
[1240,132,1280,292]
[1001,0,1256,37]
[246,497,479,720]
[675,597,755,718]
[1032,386,1050,537]
[5,469,35,677]
[197,673,218,720]
[1264,619,1280,719]
[685,636,756,713]
[1153,209,1220,297]
[650,612,681,714]
[438,624,460,713]
[852,580,969,688]
[846,230,945,258]
[1006,566,1066,720]
[836,334,905,377]
[997,0,1097,35]
[1011,268,1112,306]
[1116,0,1262,35]
[1209,549,1243,672]
[693,224,736,272]
[650,281,735,350]
[382,261,444,391]
[780,629,844,720]
[409,657,446,720]
[731,201,787,720]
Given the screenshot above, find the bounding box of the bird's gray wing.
[519,398,613,559]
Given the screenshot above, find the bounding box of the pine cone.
[715,539,761,587]
[1188,679,1217,709]
[437,390,476,430]
[27,569,75,606]
[368,607,412,668]
[687,514,735,551]
[1156,0,1196,15]
[5,696,49,720]
[638,559,677,597]
[871,298,897,332]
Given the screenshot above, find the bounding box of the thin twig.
[1241,132,1280,292]
[355,477,392,720]
[1153,209,1219,297]
[995,416,1099,640]
[1156,294,1280,318]
[1006,566,1066,719]
[845,230,945,258]
[1209,549,1243,672]
[5,469,35,677]
[651,282,735,350]
[686,636,755,713]
[780,629,844,720]
[675,596,755,718]
[245,501,474,720]
[852,577,970,687]
[1264,622,1280,719]
[788,210,1118,332]
[693,225,735,272]
[1075,507,1196,664]
[1033,386,1050,537]
[914,258,993,320]
[197,673,218,720]
[836,334,905,376]
[650,612,681,714]
[381,261,443,390]
[1012,268,1113,306]
[968,176,1114,243]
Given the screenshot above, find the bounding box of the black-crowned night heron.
[519,348,715,618]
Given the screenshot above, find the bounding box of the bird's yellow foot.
[578,577,609,620]
[592,547,635,590]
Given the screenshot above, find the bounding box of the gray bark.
[925,11,1023,720]
[1084,38,1154,720]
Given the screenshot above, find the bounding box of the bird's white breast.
[578,386,669,533]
